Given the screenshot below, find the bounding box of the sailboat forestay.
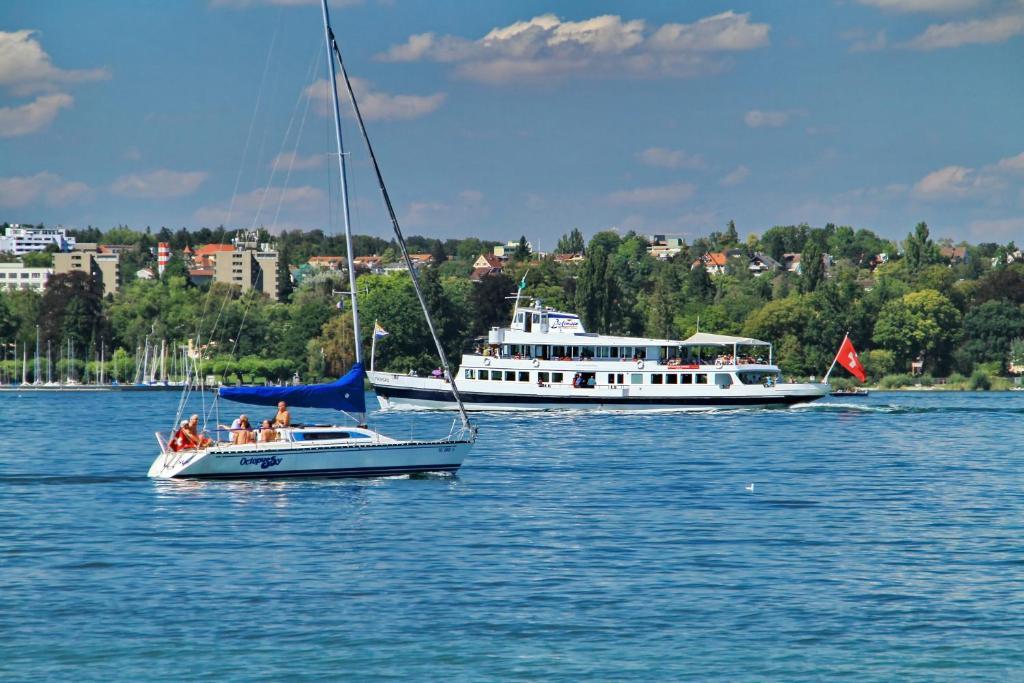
[148,0,475,479]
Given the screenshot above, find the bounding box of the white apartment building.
[0,262,52,292]
[0,224,75,255]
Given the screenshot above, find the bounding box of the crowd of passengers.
[171,401,293,449]
[474,344,765,366]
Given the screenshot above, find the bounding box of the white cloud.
[744,109,791,128]
[996,151,1024,171]
[647,11,770,51]
[122,146,142,161]
[304,77,445,121]
[720,165,750,186]
[903,12,1024,49]
[637,147,705,169]
[194,185,326,227]
[914,165,976,197]
[856,0,986,12]
[377,12,770,84]
[608,182,695,205]
[0,30,110,95]
[0,93,72,137]
[0,172,91,208]
[110,170,208,198]
[458,189,484,203]
[270,151,324,171]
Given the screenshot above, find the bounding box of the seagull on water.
[745,483,755,493]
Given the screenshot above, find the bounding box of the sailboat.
[148,1,475,479]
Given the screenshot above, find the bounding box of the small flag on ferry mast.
[518,274,527,290]
[836,335,866,382]
[373,321,389,339]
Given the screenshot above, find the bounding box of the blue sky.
[1,0,1022,249]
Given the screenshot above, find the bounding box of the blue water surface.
[1,390,1023,681]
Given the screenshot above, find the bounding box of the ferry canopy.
[682,332,770,347]
[219,363,366,413]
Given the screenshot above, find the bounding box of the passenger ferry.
[370,299,830,411]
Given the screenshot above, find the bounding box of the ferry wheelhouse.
[370,300,830,411]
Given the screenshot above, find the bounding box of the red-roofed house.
[193,244,234,268]
[691,251,728,275]
[553,253,585,264]
[307,255,346,270]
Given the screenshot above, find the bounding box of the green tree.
[903,221,938,273]
[556,228,586,254]
[872,289,961,372]
[723,220,739,248]
[959,300,1024,366]
[800,232,825,294]
[513,235,530,261]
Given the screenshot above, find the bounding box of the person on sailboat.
[272,402,291,428]
[258,419,277,443]
[183,414,212,448]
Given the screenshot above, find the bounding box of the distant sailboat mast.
[34,325,40,385]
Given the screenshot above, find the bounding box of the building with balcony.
[0,224,75,255]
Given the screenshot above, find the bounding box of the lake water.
[1,390,1023,681]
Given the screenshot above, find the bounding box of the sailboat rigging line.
[250,44,321,232]
[327,31,473,431]
[225,8,282,234]
[272,45,321,231]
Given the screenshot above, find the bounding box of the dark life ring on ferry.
[532,359,540,367]
[636,360,644,369]
[483,357,491,366]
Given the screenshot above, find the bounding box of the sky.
[0,0,1022,249]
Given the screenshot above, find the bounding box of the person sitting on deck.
[273,401,291,428]
[258,419,277,443]
[182,414,212,449]
[219,414,253,445]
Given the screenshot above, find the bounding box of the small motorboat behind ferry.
[371,299,830,411]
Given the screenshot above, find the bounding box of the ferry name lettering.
[239,456,282,469]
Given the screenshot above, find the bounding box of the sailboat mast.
[320,0,362,363]
[34,325,40,384]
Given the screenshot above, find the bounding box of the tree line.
[1,221,1022,387]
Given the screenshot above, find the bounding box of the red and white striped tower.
[157,242,170,275]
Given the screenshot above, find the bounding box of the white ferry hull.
[372,373,829,412]
[148,440,472,480]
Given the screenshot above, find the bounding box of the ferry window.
[715,373,732,387]
[681,374,693,384]
[617,373,624,384]
[552,372,564,383]
[696,373,709,384]
[532,314,540,324]
[610,346,619,358]
[666,374,678,385]
[539,372,550,383]
[491,370,502,381]
[464,369,475,380]
[651,374,664,384]
[630,373,643,384]
[518,372,529,382]
[505,371,516,381]
[607,373,615,384]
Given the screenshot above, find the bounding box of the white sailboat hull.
[149,438,472,480]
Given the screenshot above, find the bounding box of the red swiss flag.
[836,335,866,382]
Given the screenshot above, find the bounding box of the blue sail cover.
[219,363,366,413]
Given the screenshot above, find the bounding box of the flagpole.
[512,269,529,322]
[822,332,847,383]
[370,319,378,373]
